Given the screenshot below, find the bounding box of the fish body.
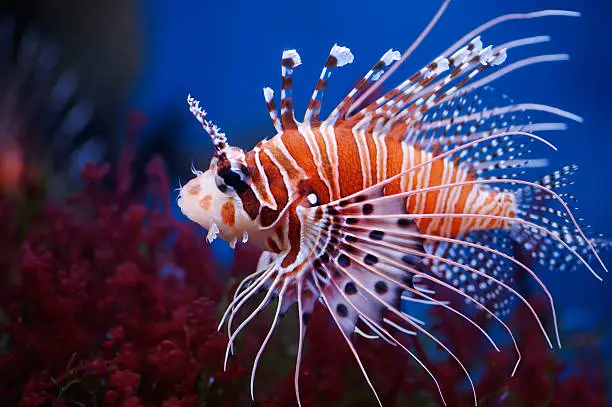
[247,126,515,245]
[178,5,607,406]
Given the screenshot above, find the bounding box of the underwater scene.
[0,0,610,406]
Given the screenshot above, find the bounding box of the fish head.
[178,146,256,247]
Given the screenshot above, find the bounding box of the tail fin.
[513,165,610,273]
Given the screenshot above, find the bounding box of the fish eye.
[215,164,249,194]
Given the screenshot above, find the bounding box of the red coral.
[109,369,141,390]
[0,118,257,405]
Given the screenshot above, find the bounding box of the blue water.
[132,0,612,392]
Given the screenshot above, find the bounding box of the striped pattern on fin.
[349,36,490,125]
[262,87,283,134]
[304,44,354,126]
[304,206,482,406]
[326,48,401,125]
[304,170,567,343]
[299,184,539,404]
[308,201,525,347]
[405,86,576,181]
[389,84,578,184]
[340,31,581,163]
[280,49,302,129]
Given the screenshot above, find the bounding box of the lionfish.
[178,2,607,405]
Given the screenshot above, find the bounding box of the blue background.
[131,0,611,390]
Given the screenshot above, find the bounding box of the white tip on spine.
[479,45,494,64]
[424,56,450,79]
[436,57,450,73]
[330,43,354,66]
[282,49,302,67]
[263,87,274,102]
[382,49,402,65]
[471,36,484,53]
[491,48,508,66]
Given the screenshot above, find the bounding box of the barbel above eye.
[215,164,250,194]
